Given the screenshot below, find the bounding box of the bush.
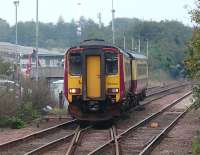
[0,117,25,129]
[21,79,55,111]
[0,91,17,118]
[17,102,40,122]
[0,117,12,127]
[10,117,25,129]
[192,85,200,109]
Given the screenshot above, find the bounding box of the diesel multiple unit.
[64,39,148,121]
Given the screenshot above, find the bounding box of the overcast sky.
[0,0,195,26]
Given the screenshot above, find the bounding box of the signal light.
[108,88,119,94]
[69,88,81,94]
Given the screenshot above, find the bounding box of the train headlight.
[69,88,81,94]
[108,88,119,94]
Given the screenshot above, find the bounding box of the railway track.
[146,82,190,97]
[0,120,77,155]
[42,85,192,155]
[131,82,191,112]
[88,91,192,155]
[146,81,184,94]
[0,83,191,155]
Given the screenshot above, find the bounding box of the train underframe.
[68,89,146,121]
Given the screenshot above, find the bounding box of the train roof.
[68,39,121,51]
[78,39,116,48]
[68,39,128,55]
[67,39,147,60]
[126,50,148,60]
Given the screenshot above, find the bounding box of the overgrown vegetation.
[0,78,55,129]
[185,0,200,109]
[0,57,12,76]
[192,132,200,155]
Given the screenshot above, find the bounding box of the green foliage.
[0,116,25,129]
[192,86,200,109]
[0,57,12,76]
[10,117,25,129]
[0,16,192,73]
[185,0,200,109]
[0,117,12,127]
[17,102,40,122]
[192,137,200,155]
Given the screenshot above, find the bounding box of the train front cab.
[64,47,123,121]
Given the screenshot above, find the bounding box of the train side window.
[105,52,118,75]
[69,53,82,75]
[137,64,147,76]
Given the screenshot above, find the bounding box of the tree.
[185,0,200,109]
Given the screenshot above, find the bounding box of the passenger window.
[69,53,82,75]
[105,52,118,75]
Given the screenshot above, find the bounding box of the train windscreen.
[69,53,82,75]
[105,52,118,75]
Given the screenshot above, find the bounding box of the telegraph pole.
[123,35,126,49]
[97,12,102,29]
[131,38,134,51]
[13,1,19,82]
[146,39,149,58]
[111,0,115,44]
[146,39,149,83]
[36,0,39,81]
[138,39,141,53]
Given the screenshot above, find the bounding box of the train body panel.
[64,39,148,121]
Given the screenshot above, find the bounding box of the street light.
[36,0,39,81]
[13,1,21,97]
[13,1,19,45]
[13,1,19,81]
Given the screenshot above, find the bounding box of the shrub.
[0,117,25,129]
[10,117,25,129]
[21,79,55,112]
[0,117,11,127]
[192,85,200,109]
[17,102,40,122]
[192,137,200,155]
[0,90,17,118]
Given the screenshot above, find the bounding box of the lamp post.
[14,0,21,97]
[36,0,39,81]
[111,0,115,44]
[13,1,19,81]
[14,1,19,47]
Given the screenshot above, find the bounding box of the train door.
[86,56,101,98]
[82,49,105,100]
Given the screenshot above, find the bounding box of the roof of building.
[0,42,65,57]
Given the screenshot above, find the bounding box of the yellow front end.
[66,49,121,121]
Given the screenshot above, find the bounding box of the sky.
[0,0,196,26]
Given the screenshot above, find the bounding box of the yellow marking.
[86,56,101,98]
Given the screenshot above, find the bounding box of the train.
[64,39,148,121]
